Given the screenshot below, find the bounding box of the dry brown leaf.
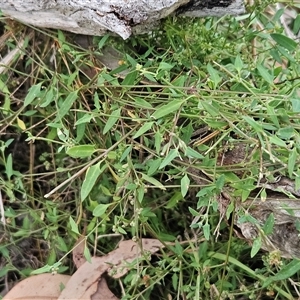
[58,238,163,300]
[91,277,119,300]
[109,238,163,279]
[3,273,70,300]
[72,236,87,269]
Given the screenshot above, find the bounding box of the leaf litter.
[3,238,164,300]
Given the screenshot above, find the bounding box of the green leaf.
[67,145,95,158]
[122,70,138,86]
[40,87,55,108]
[155,131,162,154]
[288,148,297,178]
[166,192,183,209]
[24,83,43,107]
[257,64,273,84]
[263,259,300,288]
[0,266,11,277]
[226,202,234,219]
[147,158,162,176]
[291,98,300,113]
[94,92,101,110]
[243,116,263,133]
[172,75,186,87]
[266,105,279,128]
[268,135,286,147]
[56,236,68,252]
[137,186,145,203]
[102,73,120,85]
[185,147,204,159]
[151,100,184,120]
[120,145,132,162]
[203,223,210,240]
[57,30,66,44]
[142,173,166,190]
[69,216,79,234]
[159,149,179,169]
[100,185,112,196]
[30,262,62,275]
[201,101,219,117]
[263,213,274,235]
[250,236,261,258]
[224,172,240,182]
[117,226,127,234]
[0,78,9,94]
[215,174,225,191]
[293,15,300,35]
[172,273,178,291]
[205,120,228,128]
[84,244,92,263]
[158,62,174,71]
[93,203,111,217]
[141,207,156,217]
[75,114,94,125]
[277,127,294,140]
[196,186,215,197]
[271,33,298,51]
[181,174,190,197]
[126,54,138,67]
[270,48,282,63]
[272,8,284,22]
[188,207,199,217]
[126,183,137,190]
[234,55,244,72]
[144,73,157,82]
[103,108,121,134]
[133,122,154,139]
[98,34,110,49]
[207,63,221,87]
[134,97,153,109]
[5,154,13,180]
[277,45,296,63]
[260,188,267,201]
[56,91,78,121]
[81,162,104,201]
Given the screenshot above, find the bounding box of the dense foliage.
[1,1,300,299]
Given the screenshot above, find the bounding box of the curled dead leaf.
[58,238,163,300]
[3,273,70,300]
[91,277,119,300]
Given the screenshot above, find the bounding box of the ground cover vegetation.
[1,0,300,299]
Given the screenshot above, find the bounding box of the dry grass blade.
[0,31,34,74]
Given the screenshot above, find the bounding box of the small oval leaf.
[69,216,79,234]
[103,108,121,134]
[67,145,95,158]
[159,149,179,169]
[93,203,111,217]
[151,100,184,120]
[24,82,43,107]
[17,117,26,130]
[142,173,166,190]
[81,162,105,201]
[181,174,190,197]
[133,122,154,139]
[56,91,78,121]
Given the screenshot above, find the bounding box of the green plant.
[1,2,300,299]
